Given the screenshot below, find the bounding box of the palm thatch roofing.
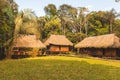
[44,35,73,46]
[13,35,46,48]
[75,34,120,48]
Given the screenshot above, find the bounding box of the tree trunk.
[5,45,13,59]
[85,22,88,35]
[110,22,113,33]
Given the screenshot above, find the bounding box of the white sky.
[14,0,120,17]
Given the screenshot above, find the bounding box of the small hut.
[75,34,120,57]
[13,35,46,57]
[44,35,73,53]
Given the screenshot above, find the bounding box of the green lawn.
[0,56,120,80]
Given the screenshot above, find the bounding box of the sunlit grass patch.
[26,56,120,67]
[0,56,120,80]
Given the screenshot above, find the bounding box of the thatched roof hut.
[14,35,46,48]
[75,34,120,48]
[44,35,73,46]
[44,35,73,52]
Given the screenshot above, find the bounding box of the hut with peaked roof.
[13,35,46,57]
[44,35,73,53]
[75,34,120,57]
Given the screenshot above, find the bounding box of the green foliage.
[66,32,77,44]
[15,9,40,37]
[96,27,109,35]
[113,19,120,36]
[0,0,15,47]
[44,4,57,17]
[43,16,61,39]
[87,11,115,36]
[42,4,120,44]
[59,4,77,19]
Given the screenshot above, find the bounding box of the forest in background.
[0,0,120,58]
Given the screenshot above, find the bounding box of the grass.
[0,56,120,80]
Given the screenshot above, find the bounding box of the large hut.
[75,34,120,57]
[13,35,46,57]
[44,35,73,53]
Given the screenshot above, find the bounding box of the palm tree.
[15,9,40,36]
[6,9,40,58]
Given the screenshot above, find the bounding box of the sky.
[14,0,120,17]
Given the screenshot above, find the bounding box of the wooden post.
[77,48,80,54]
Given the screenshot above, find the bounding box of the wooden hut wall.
[90,49,103,57]
[48,44,70,52]
[78,48,120,57]
[12,48,33,56]
[104,49,117,57]
[95,49,103,57]
[116,49,120,57]
[49,45,59,51]
[78,48,115,57]
[60,46,69,51]
[82,48,103,57]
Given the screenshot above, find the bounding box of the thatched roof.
[44,35,73,46]
[75,34,120,48]
[13,35,46,48]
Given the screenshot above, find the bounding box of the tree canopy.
[0,2,120,58]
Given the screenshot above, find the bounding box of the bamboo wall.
[49,45,70,52]
[50,46,59,51]
[79,48,118,57]
[60,47,69,51]
[104,49,117,57]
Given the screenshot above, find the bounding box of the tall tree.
[58,4,77,35]
[58,4,77,19]
[76,7,89,33]
[0,0,18,58]
[38,16,47,40]
[106,9,120,33]
[14,9,40,37]
[44,4,57,17]
[43,16,61,40]
[113,19,120,36]
[87,11,109,36]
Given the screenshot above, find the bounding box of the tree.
[106,9,120,33]
[58,4,77,35]
[86,11,109,36]
[58,4,77,19]
[38,16,47,40]
[0,0,18,58]
[113,19,120,36]
[44,4,57,17]
[43,16,61,39]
